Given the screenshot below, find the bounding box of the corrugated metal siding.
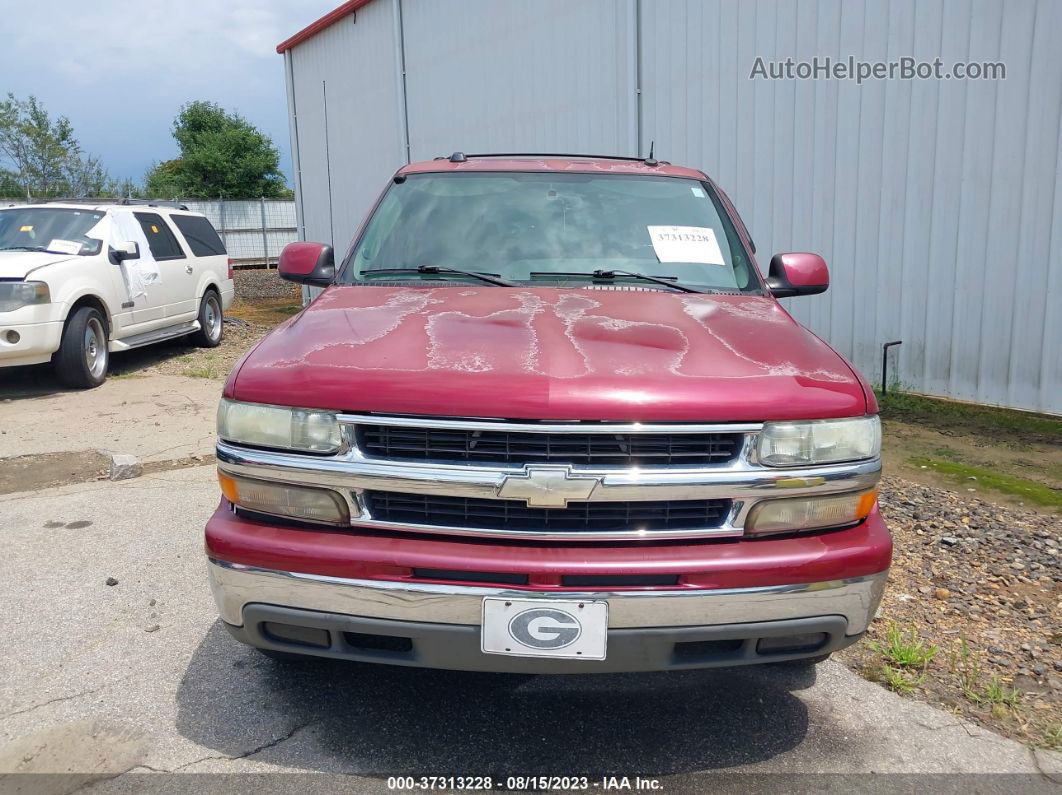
[400,0,635,161]
[288,2,404,252]
[283,0,1062,414]
[639,0,1062,414]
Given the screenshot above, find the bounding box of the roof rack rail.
[440,152,669,165]
[43,198,190,211]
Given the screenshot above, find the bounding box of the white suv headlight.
[0,281,50,312]
[757,416,880,467]
[217,399,342,453]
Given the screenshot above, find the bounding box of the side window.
[170,214,227,257]
[133,212,185,260]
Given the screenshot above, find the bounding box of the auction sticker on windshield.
[482,598,607,659]
[46,239,82,255]
[647,225,725,265]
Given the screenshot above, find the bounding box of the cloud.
[1,0,337,181]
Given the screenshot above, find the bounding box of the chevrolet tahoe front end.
[205,155,891,672]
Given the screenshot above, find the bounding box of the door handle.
[185,265,193,274]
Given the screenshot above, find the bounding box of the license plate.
[481,598,608,660]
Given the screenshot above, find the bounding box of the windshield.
[343,172,760,292]
[0,207,106,256]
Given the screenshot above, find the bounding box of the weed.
[979,676,1021,707]
[876,389,1061,443]
[930,447,962,461]
[948,639,1022,711]
[880,663,923,694]
[183,364,221,379]
[1042,723,1062,750]
[911,457,1062,510]
[949,638,984,702]
[871,622,937,668]
[228,298,302,324]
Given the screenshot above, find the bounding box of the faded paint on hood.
[228,286,869,422]
[0,251,78,280]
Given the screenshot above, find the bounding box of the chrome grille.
[362,491,732,533]
[356,424,743,466]
[217,414,881,542]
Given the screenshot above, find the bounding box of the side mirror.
[278,242,335,286]
[765,252,829,298]
[113,241,140,261]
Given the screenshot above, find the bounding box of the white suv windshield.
[0,207,106,256]
[344,173,759,292]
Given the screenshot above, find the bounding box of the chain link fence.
[1,196,298,268]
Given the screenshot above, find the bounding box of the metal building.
[278,0,1062,415]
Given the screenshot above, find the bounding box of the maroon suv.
[206,153,889,673]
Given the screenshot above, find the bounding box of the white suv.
[0,201,235,388]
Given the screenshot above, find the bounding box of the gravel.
[232,267,301,301]
[840,474,1061,747]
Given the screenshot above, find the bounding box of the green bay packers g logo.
[508,608,582,649]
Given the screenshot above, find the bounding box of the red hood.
[228,286,868,422]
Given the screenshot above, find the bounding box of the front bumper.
[0,319,63,367]
[207,546,889,672]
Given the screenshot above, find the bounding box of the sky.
[1,0,339,186]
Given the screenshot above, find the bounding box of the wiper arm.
[0,245,73,255]
[529,269,708,294]
[361,265,517,287]
[593,269,706,293]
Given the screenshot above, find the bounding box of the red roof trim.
[276,0,375,54]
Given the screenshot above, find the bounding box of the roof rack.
[436,152,669,166]
[43,198,190,211]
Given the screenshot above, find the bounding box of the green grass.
[911,457,1062,509]
[183,365,222,379]
[949,639,1020,710]
[871,622,938,668]
[1043,723,1062,750]
[879,664,924,694]
[949,638,984,702]
[876,389,1062,443]
[979,676,1021,707]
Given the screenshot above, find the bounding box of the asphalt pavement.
[1,465,1060,792]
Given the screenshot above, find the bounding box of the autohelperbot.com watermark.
[749,55,1006,84]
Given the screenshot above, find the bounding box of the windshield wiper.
[361,265,517,287]
[529,269,708,294]
[0,245,74,255]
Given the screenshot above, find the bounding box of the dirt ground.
[842,395,1061,749]
[111,268,301,380]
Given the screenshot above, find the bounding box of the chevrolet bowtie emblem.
[496,466,600,508]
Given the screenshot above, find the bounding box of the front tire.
[54,306,109,389]
[191,290,223,347]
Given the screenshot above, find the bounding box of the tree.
[144,158,183,198]
[144,101,289,199]
[0,168,21,197]
[0,93,114,198]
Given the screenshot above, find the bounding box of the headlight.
[0,281,50,312]
[217,399,341,453]
[745,490,877,536]
[218,471,349,524]
[757,416,880,467]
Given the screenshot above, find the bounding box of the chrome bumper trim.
[208,558,888,635]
